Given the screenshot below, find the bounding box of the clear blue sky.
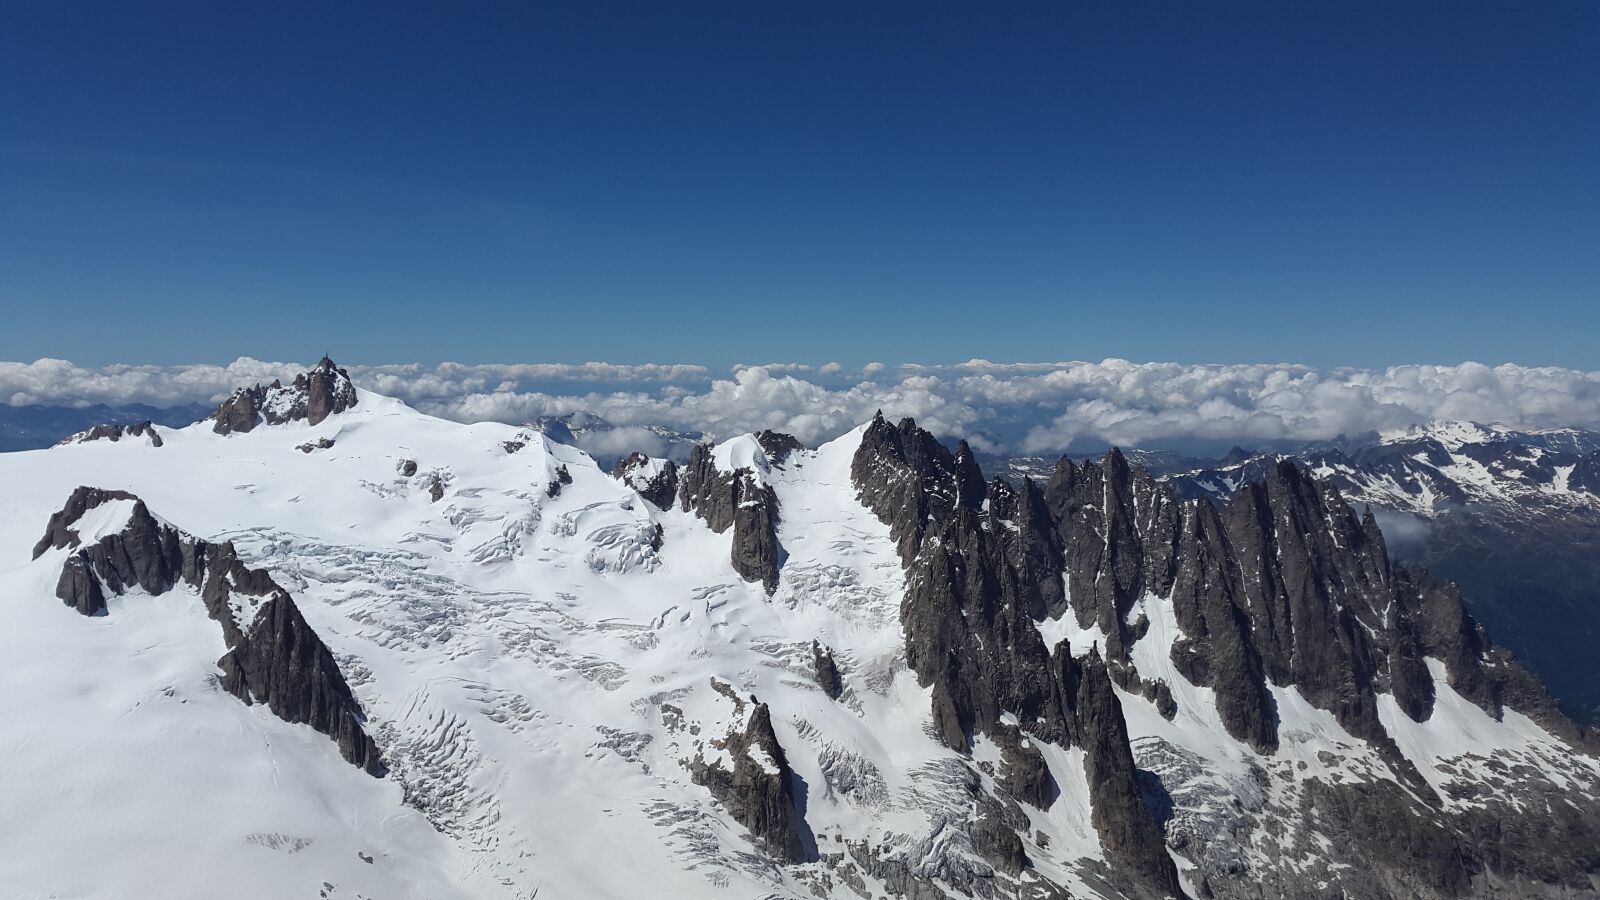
[2,1,1596,369]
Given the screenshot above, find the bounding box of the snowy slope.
[0,390,1102,898]
[2,382,1596,900]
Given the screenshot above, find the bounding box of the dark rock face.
[850,414,1182,897]
[210,357,358,435]
[60,420,164,447]
[754,430,804,463]
[546,464,572,498]
[851,414,960,566]
[301,357,358,425]
[729,479,783,594]
[211,386,266,434]
[691,686,813,863]
[613,452,680,509]
[211,576,385,775]
[678,444,737,532]
[1044,450,1181,667]
[1072,648,1183,897]
[1166,500,1278,752]
[991,724,1056,810]
[1162,429,1600,728]
[1219,462,1394,747]
[812,641,844,700]
[32,486,383,775]
[970,794,1029,877]
[33,486,142,558]
[678,443,785,594]
[398,459,418,477]
[296,437,336,453]
[851,415,1597,899]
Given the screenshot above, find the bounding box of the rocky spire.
[851,422,1183,897]
[690,687,813,863]
[677,441,787,594]
[851,415,1598,898]
[209,356,359,435]
[612,452,680,509]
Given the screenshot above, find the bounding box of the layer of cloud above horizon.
[4,357,1600,455]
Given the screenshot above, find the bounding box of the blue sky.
[2,1,1596,369]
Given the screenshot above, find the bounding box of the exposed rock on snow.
[58,420,164,447]
[811,640,843,700]
[614,451,680,509]
[32,485,383,774]
[690,685,813,863]
[678,441,786,593]
[210,356,358,434]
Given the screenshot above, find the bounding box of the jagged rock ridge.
[31,485,383,774]
[57,420,164,447]
[690,681,813,863]
[850,412,1600,899]
[851,414,1183,897]
[210,356,358,435]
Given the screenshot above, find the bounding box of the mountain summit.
[210,356,359,434]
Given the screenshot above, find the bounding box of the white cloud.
[6,356,1600,454]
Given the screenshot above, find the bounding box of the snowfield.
[0,386,1593,900]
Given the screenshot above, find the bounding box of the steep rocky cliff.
[851,412,1599,899]
[678,440,786,593]
[32,485,383,774]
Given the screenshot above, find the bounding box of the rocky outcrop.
[211,576,384,775]
[32,486,383,775]
[852,413,961,565]
[210,357,358,435]
[812,641,843,700]
[613,452,680,509]
[1071,647,1184,898]
[546,464,572,498]
[755,430,804,463]
[991,724,1056,810]
[691,684,812,863]
[678,444,738,532]
[1166,500,1278,752]
[300,356,358,425]
[678,443,786,594]
[59,421,163,447]
[1044,450,1181,668]
[1219,461,1395,746]
[729,478,783,593]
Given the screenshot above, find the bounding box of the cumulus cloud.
[5,356,1600,454]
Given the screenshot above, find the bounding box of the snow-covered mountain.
[1165,422,1600,725]
[2,362,1597,900]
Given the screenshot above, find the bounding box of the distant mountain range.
[3,364,1598,898]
